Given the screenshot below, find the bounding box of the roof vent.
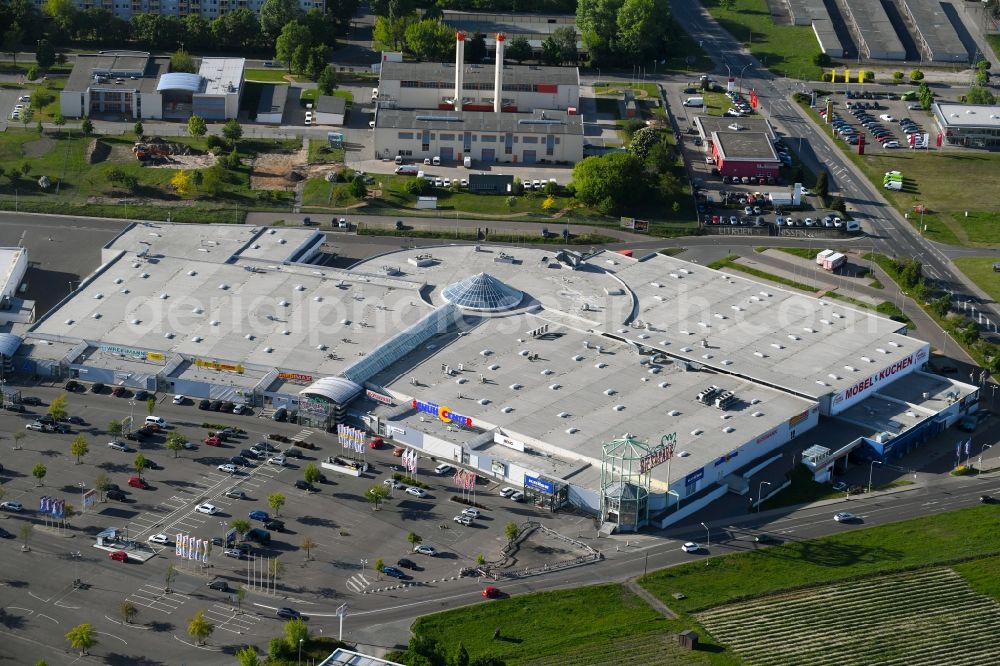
[120,288,129,294]
[509,383,523,390]
[658,381,669,388]
[114,278,123,284]
[753,351,767,358]
[159,293,168,300]
[558,411,570,418]
[668,409,680,416]
[604,388,617,396]
[130,318,140,325]
[282,330,290,336]
[803,327,815,333]
[889,341,901,347]
[861,356,873,363]
[714,313,726,320]
[316,344,325,350]
[680,347,692,353]
[566,427,579,434]
[691,429,703,436]
[820,319,830,325]
[478,398,490,405]
[612,405,625,411]
[788,335,800,341]
[828,373,840,380]
[501,406,513,413]
[91,312,101,319]
[164,332,174,339]
[723,426,735,433]
[844,365,857,372]
[752,411,764,417]
[314,296,323,302]
[264,347,273,353]
[816,380,828,386]
[191,335,202,342]
[572,355,584,361]
[595,362,607,369]
[188,270,197,276]
[519,350,530,357]
[771,343,784,350]
[876,348,888,354]
[64,319,74,325]
[489,364,500,371]
[218,284,229,290]
[211,320,220,326]
[93,293,103,299]
[731,305,743,312]
[279,300,289,307]
[721,413,732,420]
[541,369,553,375]
[192,307,203,314]
[247,334,255,340]
[750,398,761,405]
[549,384,561,390]
[140,273,149,279]
[480,349,492,356]
[721,359,733,365]
[456,378,468,385]
[295,284,305,291]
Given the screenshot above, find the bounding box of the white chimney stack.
[494,33,506,113]
[454,32,465,111]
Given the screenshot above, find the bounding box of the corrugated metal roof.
[0,333,22,358]
[156,73,204,93]
[300,377,363,405]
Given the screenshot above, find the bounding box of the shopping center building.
[11,224,979,530]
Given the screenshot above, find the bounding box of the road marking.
[36,613,58,624]
[346,573,371,594]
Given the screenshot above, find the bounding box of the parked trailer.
[816,249,835,265]
[822,252,846,271]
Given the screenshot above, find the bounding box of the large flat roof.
[379,61,579,86]
[375,108,583,135]
[713,131,779,161]
[900,0,968,62]
[66,53,168,94]
[199,57,246,96]
[841,0,906,59]
[933,103,1000,129]
[30,225,430,380]
[696,115,775,140]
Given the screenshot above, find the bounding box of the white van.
[684,97,705,107]
[371,87,379,100]
[883,180,902,191]
[463,156,472,168]
[432,156,441,166]
[394,155,403,165]
[145,416,166,427]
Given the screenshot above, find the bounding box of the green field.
[244,68,295,83]
[953,256,1000,305]
[702,0,823,80]
[0,129,295,223]
[397,505,1000,665]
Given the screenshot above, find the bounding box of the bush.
[813,52,831,67]
[909,69,924,82]
[206,135,224,151]
[403,177,429,196]
[862,71,874,83]
[821,72,832,82]
[892,71,904,82]
[268,637,291,660]
[25,66,40,81]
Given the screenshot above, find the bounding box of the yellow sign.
[194,358,245,374]
[146,352,165,363]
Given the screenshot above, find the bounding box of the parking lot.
[0,381,589,662]
[820,91,929,152]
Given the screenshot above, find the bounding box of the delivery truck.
[816,249,835,265]
[821,252,846,271]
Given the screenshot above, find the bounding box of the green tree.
[815,170,829,198]
[505,521,520,544]
[628,126,660,160]
[12,431,25,450]
[35,38,55,69]
[222,118,243,145]
[465,32,487,63]
[305,43,331,81]
[967,86,996,105]
[317,65,338,95]
[275,20,311,70]
[374,557,385,578]
[70,435,89,465]
[146,396,156,415]
[404,18,453,61]
[187,609,214,646]
[291,43,310,76]
[407,532,422,549]
[236,586,247,613]
[349,176,367,199]
[300,536,317,560]
[260,0,301,41]
[200,166,223,196]
[47,393,68,421]
[211,8,261,51]
[187,114,207,138]
[373,15,414,52]
[119,600,138,624]
[80,117,93,135]
[577,0,620,65]
[615,0,669,62]
[909,69,924,82]
[95,472,111,501]
[164,564,177,593]
[268,557,285,584]
[476,553,486,566]
[930,295,950,318]
[32,463,47,486]
[283,616,309,651]
[134,453,146,478]
[170,48,196,73]
[303,463,321,484]
[236,646,260,666]
[2,27,23,69]
[366,484,389,510]
[134,121,143,139]
[268,492,285,516]
[165,432,185,458]
[571,152,648,214]
[65,623,96,655]
[230,518,251,539]
[183,13,212,50]
[507,35,532,63]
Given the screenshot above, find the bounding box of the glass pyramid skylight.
[441,272,523,312]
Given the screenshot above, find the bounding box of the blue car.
[382,566,407,579]
[249,510,269,521]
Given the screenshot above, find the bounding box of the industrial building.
[314,95,347,126]
[899,0,968,63]
[933,103,1000,149]
[783,0,846,58]
[840,0,906,60]
[373,34,583,164]
[255,84,288,124]
[11,224,978,532]
[61,53,243,121]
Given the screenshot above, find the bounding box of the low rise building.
[314,95,347,126]
[61,51,169,120]
[933,103,1000,150]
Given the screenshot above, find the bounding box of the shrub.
[909,69,924,82]
[892,71,904,82]
[26,66,40,81]
[206,135,224,151]
[862,71,874,83]
[812,52,831,67]
[821,72,832,82]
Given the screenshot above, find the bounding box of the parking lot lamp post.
[360,558,368,575]
[128,400,135,433]
[757,481,771,512]
[298,638,304,665]
[738,64,752,95]
[700,522,710,548]
[868,460,883,494]
[979,443,993,471]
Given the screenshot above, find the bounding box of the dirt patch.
[144,154,217,169]
[85,139,111,164]
[251,142,343,191]
[23,137,55,158]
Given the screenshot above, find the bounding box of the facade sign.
[491,460,506,477]
[278,372,314,383]
[524,474,554,494]
[412,398,473,427]
[713,450,739,467]
[194,358,245,374]
[684,467,704,485]
[387,425,406,438]
[638,432,677,474]
[830,346,928,413]
[788,409,810,428]
[146,352,165,363]
[99,344,146,359]
[494,432,526,452]
[755,427,779,445]
[366,389,393,405]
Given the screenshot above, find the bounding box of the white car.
[108,441,129,451]
[460,179,468,187]
[499,487,515,497]
[172,394,185,404]
[383,478,404,489]
[681,542,701,553]
[225,488,248,499]
[267,455,286,466]
[0,501,23,512]
[147,533,171,545]
[461,508,481,518]
[218,464,238,474]
[18,95,30,103]
[413,544,437,556]
[196,503,218,515]
[443,178,451,187]
[879,114,895,122]
[453,514,473,525]
[435,463,454,475]
[799,187,812,196]
[405,487,427,498]
[834,511,856,522]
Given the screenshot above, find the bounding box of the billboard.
[412,399,473,427]
[619,217,650,233]
[194,358,245,374]
[494,432,525,452]
[366,389,393,405]
[524,474,554,494]
[830,346,928,414]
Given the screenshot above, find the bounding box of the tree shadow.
[0,609,26,630]
[145,621,174,633]
[297,516,339,529]
[98,462,132,474]
[104,654,167,666]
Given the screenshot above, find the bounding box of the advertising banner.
[524,474,554,494]
[830,346,929,414]
[366,389,393,404]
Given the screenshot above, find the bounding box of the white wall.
[60,90,85,118]
[374,128,584,164]
[140,92,163,120]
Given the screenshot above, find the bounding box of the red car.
[127,476,149,489]
[204,436,221,447]
[393,447,405,457]
[109,550,128,562]
[369,436,384,450]
[482,586,500,599]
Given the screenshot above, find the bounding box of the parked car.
[461,508,481,519]
[510,491,525,502]
[196,503,218,515]
[64,380,81,392]
[204,436,221,447]
[198,399,211,410]
[834,511,856,522]
[225,488,248,499]
[383,478,404,489]
[106,489,127,501]
[397,558,417,570]
[109,550,128,562]
[207,579,229,591]
[224,548,244,559]
[413,545,437,556]
[249,510,269,521]
[264,519,285,532]
[128,476,150,489]
[294,480,314,492]
[173,394,186,404]
[0,501,23,512]
[107,441,130,452]
[267,455,286,466]
[134,390,149,401]
[382,566,406,579]
[276,608,301,620]
[218,464,238,474]
[453,514,473,525]
[21,396,41,406]
[147,533,170,545]
[405,487,427,498]
[271,407,287,421]
[482,586,500,599]
[681,542,701,553]
[435,463,454,475]
[91,382,105,393]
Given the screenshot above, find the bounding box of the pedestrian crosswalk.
[203,602,261,635]
[345,573,371,594]
[289,429,313,443]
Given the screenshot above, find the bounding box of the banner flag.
[176,534,183,557]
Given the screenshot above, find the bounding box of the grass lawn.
[301,88,354,108]
[954,554,1000,602]
[0,129,294,222]
[640,504,1000,614]
[594,82,659,98]
[244,68,294,83]
[708,254,819,292]
[702,0,823,80]
[763,246,817,260]
[988,34,1000,62]
[954,256,1000,305]
[797,101,1000,247]
[307,139,344,164]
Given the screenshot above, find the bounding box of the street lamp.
[700,521,710,548]
[978,443,993,471]
[868,460,884,494]
[360,558,368,574]
[128,400,135,433]
[298,638,304,665]
[738,63,753,95]
[757,481,772,512]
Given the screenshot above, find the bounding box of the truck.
[821,252,846,271]
[394,164,420,176]
[816,249,835,265]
